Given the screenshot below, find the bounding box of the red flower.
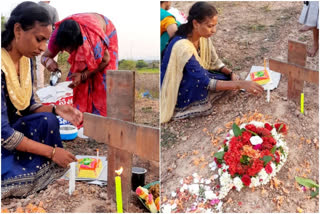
[265,162,273,174]
[261,137,277,150]
[260,150,274,159]
[245,124,257,133]
[275,123,287,134]
[264,123,273,131]
[256,127,271,137]
[275,152,280,163]
[247,159,264,176]
[241,175,251,186]
[241,131,252,143]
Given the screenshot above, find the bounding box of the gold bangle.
[51,146,56,159]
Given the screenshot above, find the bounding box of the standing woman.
[41,13,118,116]
[161,2,263,123]
[1,1,82,198]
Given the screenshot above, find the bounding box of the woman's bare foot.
[307,46,319,57]
[299,25,315,32]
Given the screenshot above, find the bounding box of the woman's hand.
[45,58,59,72]
[52,147,77,168]
[55,105,83,126]
[231,73,240,81]
[68,73,82,88]
[242,81,264,95]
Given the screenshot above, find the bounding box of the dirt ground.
[1,63,159,212]
[161,1,319,213]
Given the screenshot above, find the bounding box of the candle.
[96,149,99,160]
[69,162,76,195]
[301,93,304,113]
[115,167,123,213]
[267,89,270,102]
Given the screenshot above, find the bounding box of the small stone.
[90,186,96,193]
[56,179,67,186]
[99,192,108,200]
[181,136,188,141]
[21,199,30,207]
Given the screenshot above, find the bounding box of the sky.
[1,0,160,60]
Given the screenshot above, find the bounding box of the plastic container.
[60,125,78,140]
[131,167,147,191]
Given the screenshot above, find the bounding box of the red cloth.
[49,13,118,116]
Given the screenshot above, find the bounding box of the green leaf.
[311,187,319,198]
[262,156,272,166]
[246,129,258,136]
[271,146,277,154]
[240,155,250,165]
[214,151,225,160]
[279,146,284,154]
[232,123,242,137]
[223,145,229,152]
[295,177,319,188]
[277,124,284,132]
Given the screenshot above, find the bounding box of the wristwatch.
[52,105,57,115]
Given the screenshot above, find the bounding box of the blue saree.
[1,62,67,198]
[161,36,230,121]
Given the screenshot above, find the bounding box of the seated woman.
[160,2,264,123]
[1,1,82,198]
[41,12,118,117]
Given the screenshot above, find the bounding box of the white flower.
[249,121,264,127]
[192,173,198,178]
[233,176,244,191]
[271,128,277,136]
[221,164,229,170]
[204,185,211,191]
[220,172,232,187]
[194,178,200,183]
[271,128,281,141]
[250,136,263,145]
[209,161,217,171]
[171,203,177,210]
[179,179,184,185]
[216,201,223,212]
[239,123,247,129]
[205,179,211,185]
[188,184,200,195]
[213,174,219,180]
[180,184,188,192]
[249,176,260,187]
[171,191,177,197]
[204,190,216,200]
[162,204,173,213]
[229,129,234,136]
[276,139,285,147]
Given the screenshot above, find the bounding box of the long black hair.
[175,2,218,37]
[55,19,83,51]
[1,1,51,48]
